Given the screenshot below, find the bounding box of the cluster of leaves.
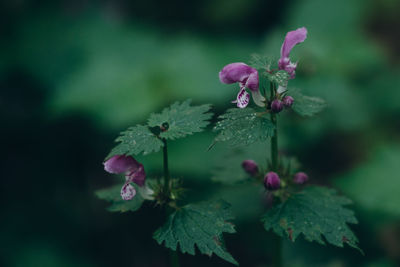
[97,100,240,264]
[107,99,212,159]
[211,58,360,255]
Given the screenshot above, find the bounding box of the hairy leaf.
[262,186,362,253]
[153,200,238,265]
[265,70,290,87]
[289,88,327,116]
[213,108,275,147]
[96,184,144,212]
[148,99,212,140]
[107,125,163,159]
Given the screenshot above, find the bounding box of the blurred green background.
[1,0,400,266]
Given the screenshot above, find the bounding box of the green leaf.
[289,88,327,116]
[153,200,238,265]
[213,108,275,147]
[148,99,213,140]
[265,70,290,87]
[96,184,144,212]
[107,125,163,159]
[262,186,362,253]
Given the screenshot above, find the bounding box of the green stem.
[162,138,170,195]
[269,82,282,267]
[270,113,278,171]
[162,138,180,267]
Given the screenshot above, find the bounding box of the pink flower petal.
[233,87,250,108]
[104,155,140,174]
[121,183,136,200]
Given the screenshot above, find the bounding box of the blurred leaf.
[290,88,327,116]
[96,184,144,213]
[212,152,248,184]
[335,146,400,217]
[148,100,212,140]
[107,125,163,159]
[262,186,361,253]
[249,54,273,71]
[213,108,275,147]
[153,200,238,265]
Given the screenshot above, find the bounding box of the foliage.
[290,88,327,116]
[335,146,400,217]
[96,184,144,212]
[153,200,238,265]
[262,186,362,253]
[213,108,275,147]
[265,70,290,87]
[107,125,164,159]
[148,99,212,140]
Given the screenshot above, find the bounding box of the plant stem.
[162,138,180,267]
[269,82,281,267]
[270,113,278,172]
[162,138,170,195]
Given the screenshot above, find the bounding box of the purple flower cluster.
[219,27,307,109]
[241,160,309,190]
[104,155,146,200]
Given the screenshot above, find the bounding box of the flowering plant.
[96,27,362,266]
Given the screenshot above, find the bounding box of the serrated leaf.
[153,200,238,265]
[107,125,163,159]
[213,108,275,147]
[96,184,144,212]
[265,70,290,87]
[262,186,362,253]
[289,88,327,116]
[148,99,212,140]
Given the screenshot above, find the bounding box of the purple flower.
[242,160,259,176]
[278,27,307,79]
[104,155,146,200]
[219,63,265,108]
[264,172,281,190]
[271,99,284,113]
[282,96,294,107]
[293,172,309,184]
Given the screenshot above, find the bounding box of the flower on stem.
[293,172,309,184]
[242,160,259,176]
[271,99,284,113]
[278,27,307,80]
[264,172,281,190]
[219,63,265,108]
[104,155,146,200]
[282,96,294,107]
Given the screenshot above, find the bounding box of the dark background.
[1,0,400,266]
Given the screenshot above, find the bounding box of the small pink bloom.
[264,172,281,190]
[293,172,309,184]
[219,63,265,108]
[104,155,146,200]
[278,27,307,79]
[242,160,259,176]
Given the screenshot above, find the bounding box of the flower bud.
[271,99,284,113]
[242,160,259,176]
[282,96,294,107]
[293,172,309,184]
[264,172,281,190]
